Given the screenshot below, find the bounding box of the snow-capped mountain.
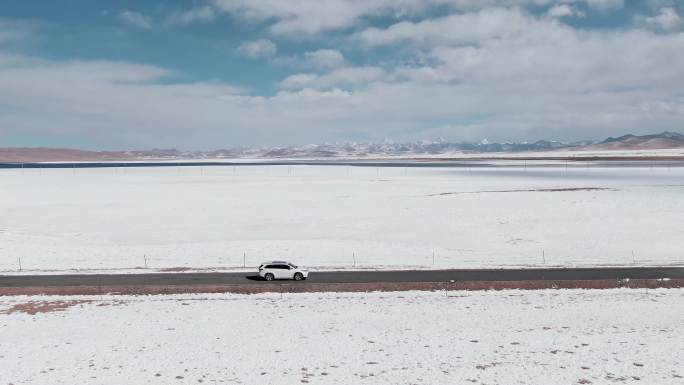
[1,132,682,162]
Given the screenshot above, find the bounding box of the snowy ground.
[1,163,683,272]
[0,289,682,384]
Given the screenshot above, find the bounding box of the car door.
[263,264,277,278]
[274,264,293,279]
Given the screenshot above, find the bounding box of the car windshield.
[288,263,297,268]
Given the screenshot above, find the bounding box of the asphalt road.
[1,267,683,287]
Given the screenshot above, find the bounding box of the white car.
[258,261,309,281]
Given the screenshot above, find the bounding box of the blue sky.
[1,0,683,149]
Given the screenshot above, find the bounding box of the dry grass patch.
[0,300,90,315]
[158,267,194,272]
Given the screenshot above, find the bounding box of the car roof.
[261,261,290,265]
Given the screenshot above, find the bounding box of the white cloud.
[2,27,684,149]
[584,0,624,11]
[357,8,536,47]
[168,5,216,25]
[212,0,377,36]
[277,7,684,142]
[352,7,684,91]
[272,49,345,70]
[304,49,345,69]
[180,0,630,37]
[210,0,557,37]
[547,4,584,18]
[643,7,683,31]
[237,39,277,58]
[2,4,684,148]
[280,66,386,89]
[118,10,152,29]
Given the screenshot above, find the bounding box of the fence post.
[445,280,455,297]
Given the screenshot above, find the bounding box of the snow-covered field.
[1,163,683,272]
[1,289,682,384]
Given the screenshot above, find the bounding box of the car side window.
[276,264,290,269]
[265,265,276,269]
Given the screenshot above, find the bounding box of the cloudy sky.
[1,0,683,149]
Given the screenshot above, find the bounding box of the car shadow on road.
[245,275,263,281]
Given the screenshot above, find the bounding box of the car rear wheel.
[264,273,274,281]
[293,272,304,281]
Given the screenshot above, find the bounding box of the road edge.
[1,278,683,296]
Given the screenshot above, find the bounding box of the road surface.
[1,267,683,288]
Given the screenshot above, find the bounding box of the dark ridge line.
[2,158,684,169]
[427,187,617,196]
[0,161,493,169]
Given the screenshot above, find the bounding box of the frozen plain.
[1,162,683,272]
[1,289,683,384]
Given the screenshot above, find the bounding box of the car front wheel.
[264,273,274,281]
[293,272,303,281]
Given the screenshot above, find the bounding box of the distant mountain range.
[1,131,683,162]
[582,132,684,151]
